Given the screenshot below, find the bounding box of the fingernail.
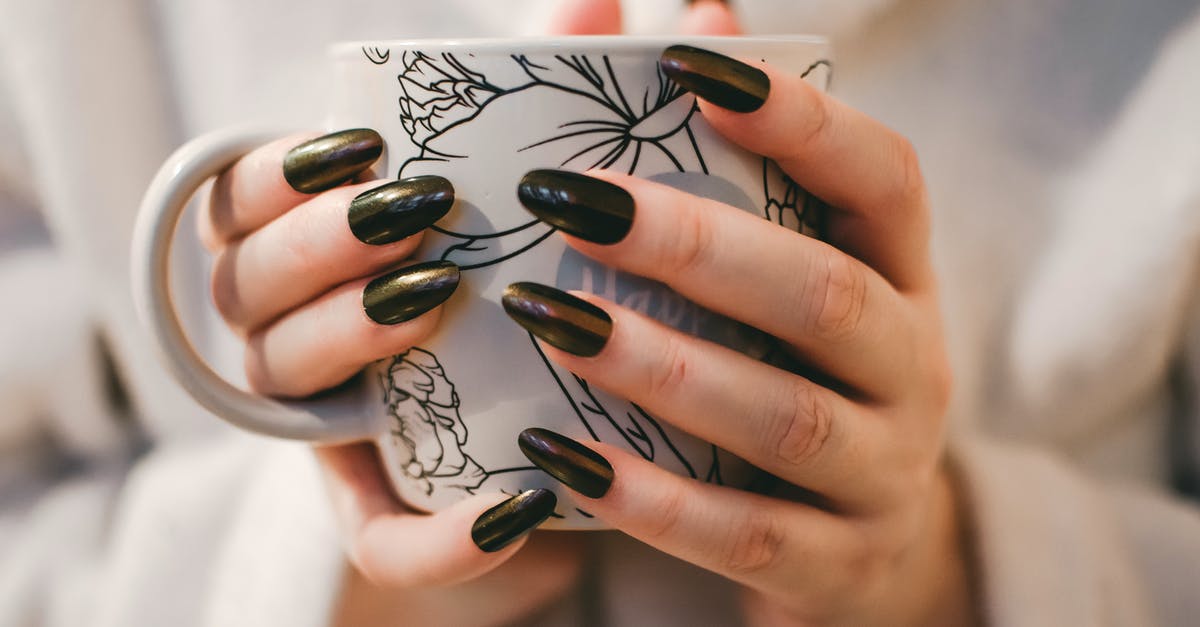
[660,45,769,113]
[283,128,383,194]
[349,176,454,245]
[362,260,459,325]
[502,282,612,357]
[517,169,634,245]
[519,428,614,499]
[471,489,558,552]
[687,0,729,4]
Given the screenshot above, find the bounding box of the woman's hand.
[194,2,742,625]
[198,131,579,627]
[504,39,975,627]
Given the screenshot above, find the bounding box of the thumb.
[547,0,623,35]
[679,0,743,36]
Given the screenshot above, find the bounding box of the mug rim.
[331,34,829,57]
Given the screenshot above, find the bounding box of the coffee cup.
[133,36,831,529]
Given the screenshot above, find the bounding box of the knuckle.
[644,484,687,542]
[203,168,243,245]
[890,135,927,207]
[243,329,325,398]
[720,512,785,577]
[279,208,324,278]
[646,333,689,399]
[792,83,834,151]
[841,532,883,589]
[774,383,834,468]
[804,253,867,343]
[663,202,713,276]
[242,340,278,396]
[208,250,249,333]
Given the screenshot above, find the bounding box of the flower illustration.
[503,54,707,174]
[382,348,486,495]
[396,53,708,184]
[392,52,716,271]
[397,51,510,153]
[371,51,833,504]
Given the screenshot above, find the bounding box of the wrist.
[899,465,981,627]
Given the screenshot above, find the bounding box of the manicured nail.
[660,45,769,113]
[502,282,612,357]
[687,0,729,4]
[519,428,614,499]
[471,489,558,552]
[283,128,383,194]
[517,169,634,245]
[362,260,459,325]
[349,176,454,245]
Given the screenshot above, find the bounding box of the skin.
[199,1,975,624]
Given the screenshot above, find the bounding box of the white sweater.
[0,0,1198,625]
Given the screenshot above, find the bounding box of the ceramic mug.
[133,36,831,529]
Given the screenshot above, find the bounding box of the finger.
[679,0,742,35]
[516,431,861,602]
[502,283,909,512]
[200,129,383,248]
[245,261,459,397]
[210,177,453,334]
[659,47,933,292]
[314,443,556,588]
[515,170,917,399]
[546,0,622,35]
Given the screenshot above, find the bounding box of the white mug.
[133,36,831,529]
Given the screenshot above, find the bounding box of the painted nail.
[519,428,614,499]
[283,128,383,194]
[471,489,558,552]
[660,45,769,113]
[502,282,612,357]
[517,169,634,245]
[349,176,454,245]
[362,260,459,325]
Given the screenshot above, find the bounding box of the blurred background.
[0,0,1198,625]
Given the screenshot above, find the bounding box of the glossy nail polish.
[362,260,459,325]
[471,489,558,552]
[502,282,612,357]
[283,128,384,194]
[516,169,634,245]
[519,428,614,498]
[660,45,769,113]
[349,176,454,245]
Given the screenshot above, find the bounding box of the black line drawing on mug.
[391,50,714,272]
[371,49,833,509]
[381,348,487,496]
[362,46,390,65]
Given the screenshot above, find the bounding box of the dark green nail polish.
[283,128,383,194]
[349,176,454,245]
[471,489,557,552]
[660,45,769,113]
[502,282,612,357]
[362,260,459,325]
[519,428,614,499]
[517,169,634,245]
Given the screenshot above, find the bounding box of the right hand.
[199,130,583,626]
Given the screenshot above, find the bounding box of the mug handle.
[132,127,385,443]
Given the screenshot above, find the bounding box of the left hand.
[504,2,973,625]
